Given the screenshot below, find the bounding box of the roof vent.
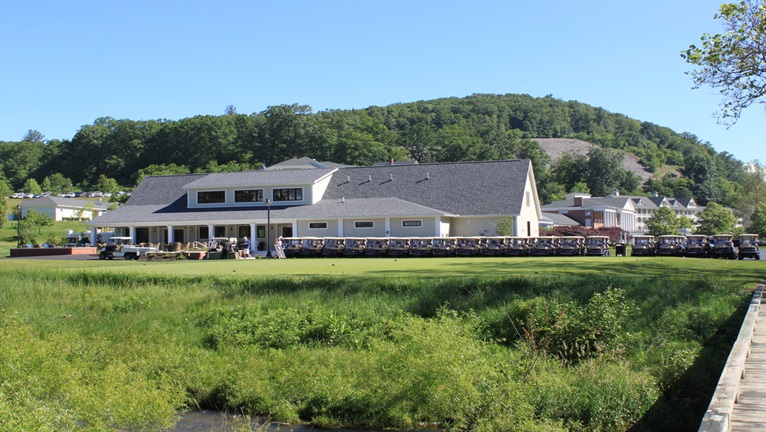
[347,175,351,182]
[389,173,393,181]
[368,175,372,182]
[342,197,345,203]
[426,172,430,180]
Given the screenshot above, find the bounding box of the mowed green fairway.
[2,255,764,283]
[0,255,764,431]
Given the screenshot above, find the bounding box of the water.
[166,411,376,432]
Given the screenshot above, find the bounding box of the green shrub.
[504,287,634,364]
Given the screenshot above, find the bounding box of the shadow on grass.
[629,295,750,432]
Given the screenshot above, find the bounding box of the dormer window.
[235,189,264,203]
[273,188,303,202]
[198,191,225,204]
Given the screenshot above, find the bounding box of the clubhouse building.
[87,159,542,252]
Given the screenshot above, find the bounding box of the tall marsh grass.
[0,268,755,431]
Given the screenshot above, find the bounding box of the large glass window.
[355,221,374,228]
[309,222,328,229]
[235,189,263,203]
[272,188,303,202]
[198,191,225,204]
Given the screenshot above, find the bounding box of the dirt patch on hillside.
[533,138,653,181]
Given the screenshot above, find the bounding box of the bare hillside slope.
[533,138,653,182]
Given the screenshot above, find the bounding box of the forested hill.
[0,93,747,207]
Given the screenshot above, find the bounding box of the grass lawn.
[2,222,765,431]
[2,254,763,286]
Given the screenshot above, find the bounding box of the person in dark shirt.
[240,236,251,258]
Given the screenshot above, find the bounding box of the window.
[402,220,422,227]
[235,189,263,203]
[272,188,303,202]
[199,226,209,239]
[238,226,250,238]
[214,226,226,237]
[198,191,225,204]
[309,222,328,229]
[355,221,374,228]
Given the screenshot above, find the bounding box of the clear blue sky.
[1,0,762,164]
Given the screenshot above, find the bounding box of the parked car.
[366,238,390,257]
[684,234,710,258]
[484,237,509,256]
[656,235,686,257]
[455,236,484,256]
[507,237,532,256]
[410,237,433,257]
[300,237,324,257]
[432,237,457,257]
[343,238,367,257]
[737,234,760,260]
[99,237,157,260]
[321,237,346,257]
[388,238,411,257]
[709,234,737,259]
[558,236,585,256]
[630,235,656,256]
[533,236,559,256]
[586,236,611,256]
[280,237,303,258]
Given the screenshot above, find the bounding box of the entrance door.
[174,229,184,244]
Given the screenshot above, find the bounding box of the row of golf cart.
[278,235,615,258]
[631,233,760,259]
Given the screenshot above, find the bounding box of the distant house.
[541,190,705,233]
[87,159,542,251]
[20,197,108,221]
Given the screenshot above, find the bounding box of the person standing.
[240,236,251,258]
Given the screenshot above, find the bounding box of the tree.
[0,175,10,228]
[739,160,766,223]
[495,216,515,236]
[94,175,120,193]
[22,129,45,143]
[132,163,190,186]
[646,207,681,236]
[683,0,766,123]
[22,209,54,237]
[44,173,74,194]
[586,147,626,197]
[23,178,42,194]
[749,202,766,236]
[696,202,737,234]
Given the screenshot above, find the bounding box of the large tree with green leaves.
[646,207,681,236]
[749,201,766,236]
[683,0,766,123]
[696,202,738,234]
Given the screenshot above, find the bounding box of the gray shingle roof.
[324,160,532,216]
[90,160,532,226]
[22,196,108,210]
[91,198,453,225]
